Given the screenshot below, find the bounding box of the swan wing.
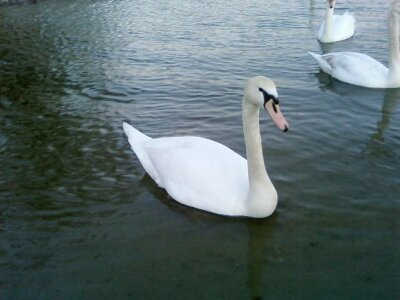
[332,12,355,41]
[309,51,389,88]
[144,136,249,216]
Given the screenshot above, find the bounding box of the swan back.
[318,13,355,43]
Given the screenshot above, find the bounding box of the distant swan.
[123,76,289,218]
[318,0,355,43]
[310,3,400,88]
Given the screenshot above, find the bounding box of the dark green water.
[0,0,399,299]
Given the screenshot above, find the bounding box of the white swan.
[309,3,400,88]
[123,76,289,218]
[318,0,355,43]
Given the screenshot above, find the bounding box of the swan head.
[244,76,289,132]
[328,0,335,9]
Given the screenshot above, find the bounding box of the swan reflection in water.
[245,218,281,300]
[371,88,400,142]
[140,173,280,299]
[315,69,399,158]
[363,88,400,159]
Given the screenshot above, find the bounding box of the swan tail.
[122,122,162,185]
[308,51,332,74]
[122,122,151,150]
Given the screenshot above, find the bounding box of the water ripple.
[0,0,399,298]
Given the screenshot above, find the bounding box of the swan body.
[310,3,400,88]
[308,51,390,88]
[318,0,355,44]
[123,76,289,218]
[124,130,250,215]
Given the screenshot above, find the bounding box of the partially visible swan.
[309,3,400,88]
[318,0,355,43]
[123,76,289,218]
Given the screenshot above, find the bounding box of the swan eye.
[259,87,279,106]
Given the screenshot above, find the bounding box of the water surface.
[0,0,399,299]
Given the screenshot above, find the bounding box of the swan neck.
[388,11,400,76]
[323,7,334,37]
[242,100,269,189]
[241,91,277,218]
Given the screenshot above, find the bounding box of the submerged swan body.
[310,3,400,88]
[123,76,289,218]
[318,0,355,43]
